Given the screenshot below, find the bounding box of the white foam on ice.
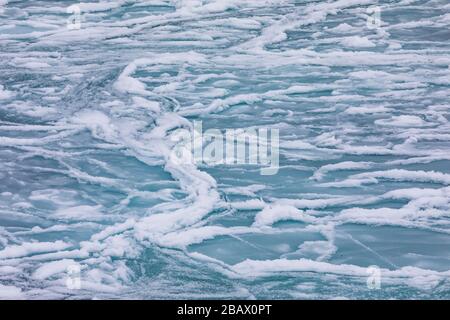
[0,85,14,100]
[340,36,376,48]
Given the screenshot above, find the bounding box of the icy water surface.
[1,0,450,299]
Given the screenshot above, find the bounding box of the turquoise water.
[0,0,450,299]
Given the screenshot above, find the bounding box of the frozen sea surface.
[0,0,450,299]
